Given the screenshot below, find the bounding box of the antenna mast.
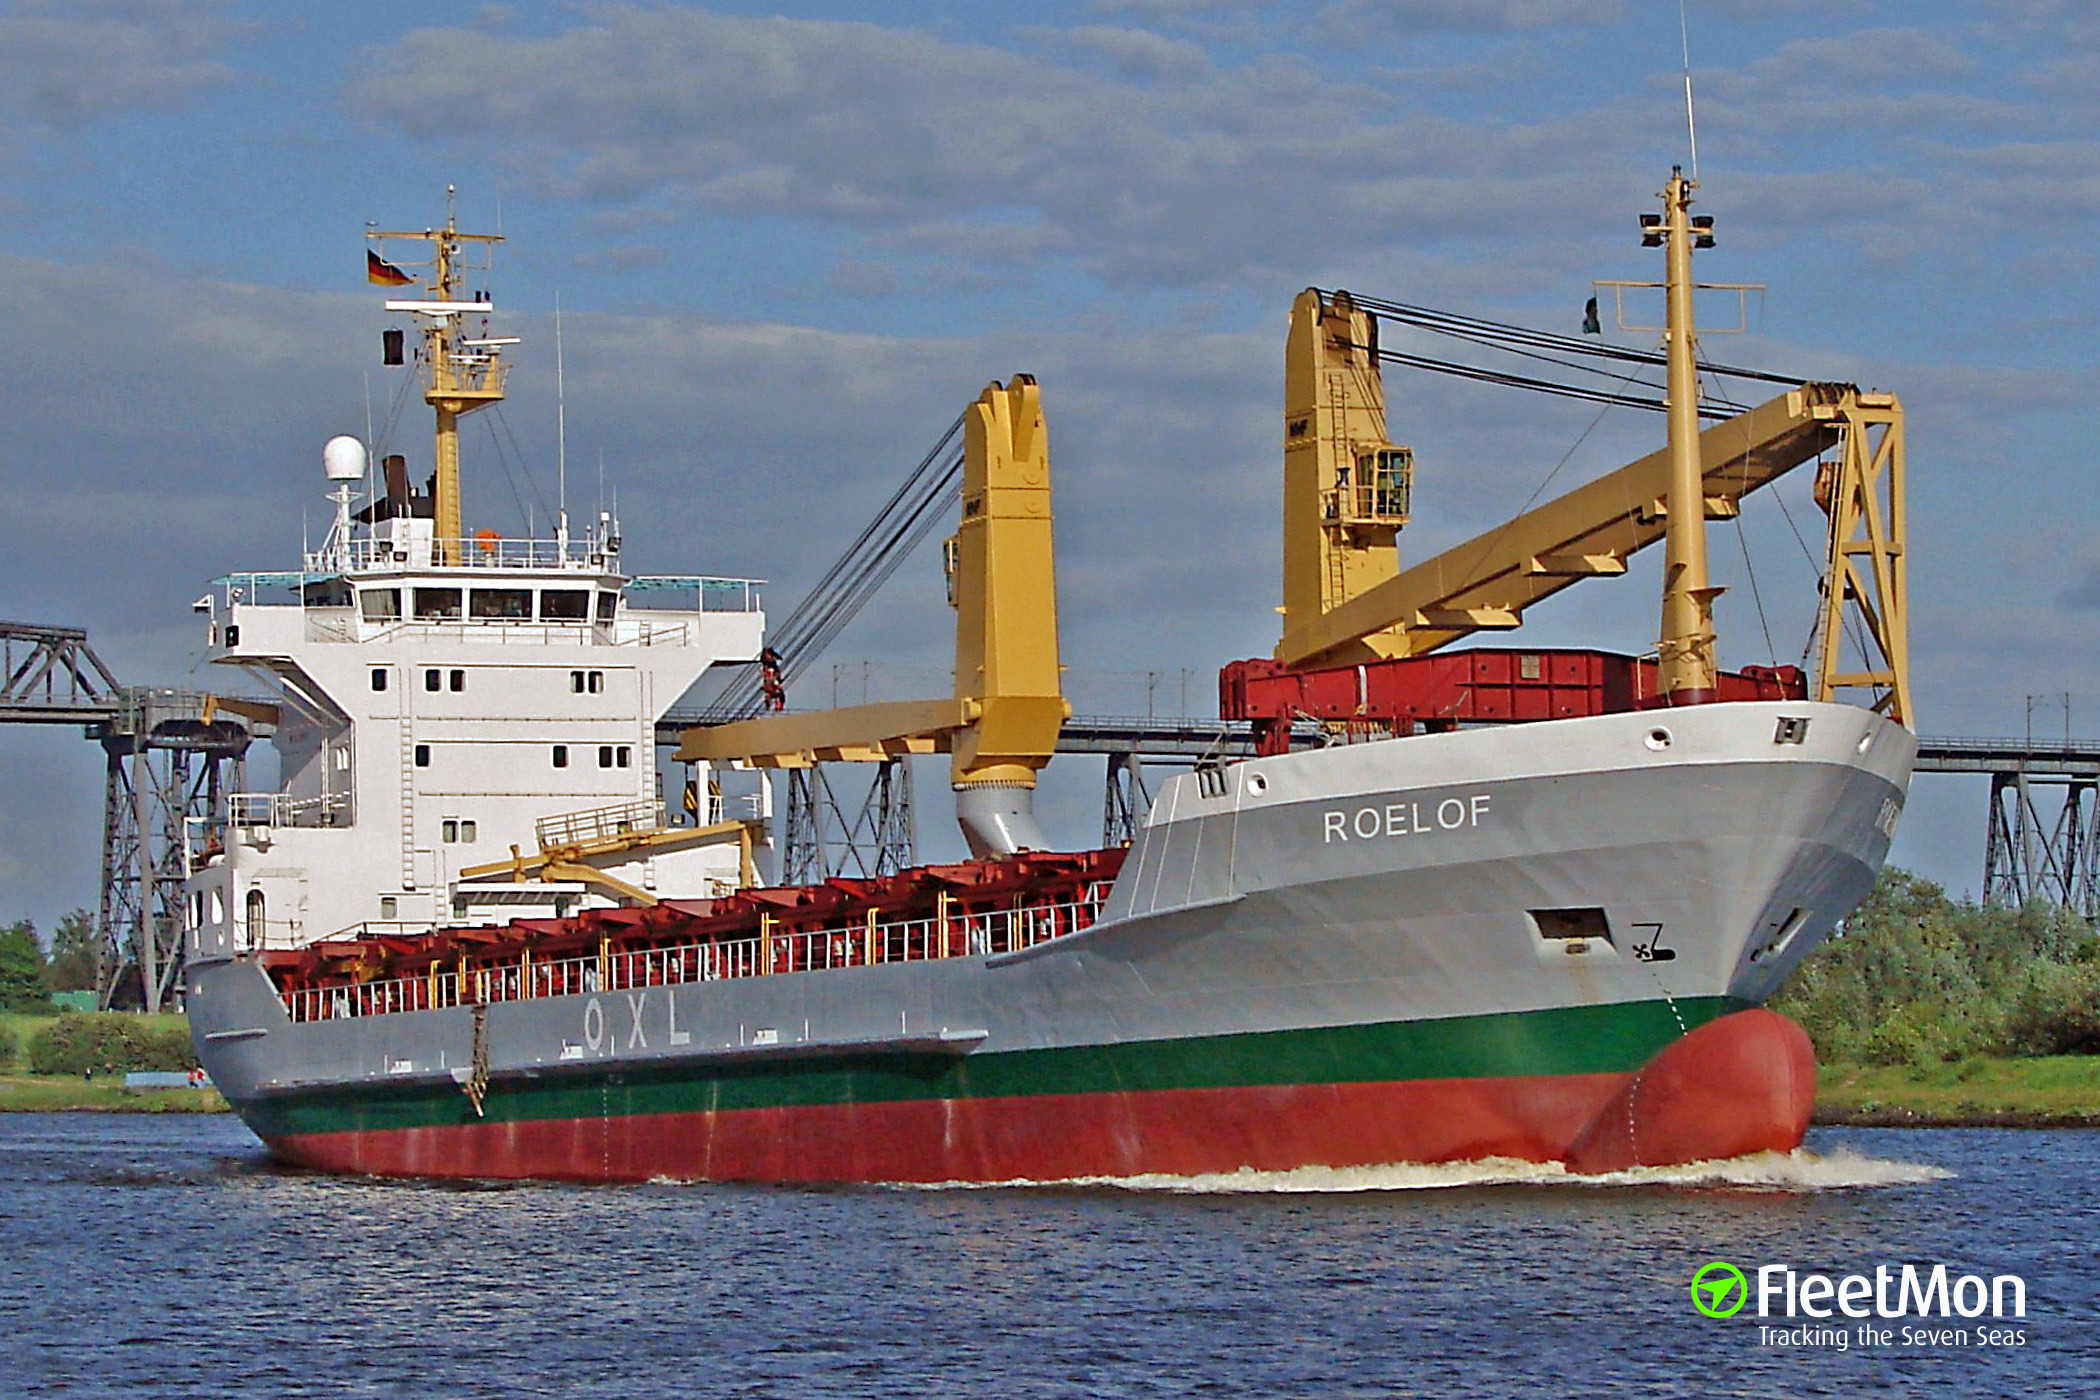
[369,191,511,567]
[1655,167,1719,704]
[556,295,570,560]
[1678,1,1700,178]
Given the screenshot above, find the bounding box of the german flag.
[367,249,415,287]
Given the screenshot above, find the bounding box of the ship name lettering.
[626,991,650,1050]
[582,997,604,1053]
[668,994,691,1047]
[1323,793,1490,843]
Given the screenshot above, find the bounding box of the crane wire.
[1332,291,1797,389]
[702,412,967,720]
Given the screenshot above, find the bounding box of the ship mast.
[1655,166,1719,704]
[369,190,509,567]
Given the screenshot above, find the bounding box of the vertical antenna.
[363,368,377,520]
[1678,0,1700,178]
[555,293,570,559]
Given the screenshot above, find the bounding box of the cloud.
[0,0,246,127]
[1319,0,1628,35]
[347,5,1661,292]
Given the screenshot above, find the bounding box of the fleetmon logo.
[1692,1262,1750,1318]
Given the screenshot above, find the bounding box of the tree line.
[0,910,97,1012]
[1772,869,2100,1065]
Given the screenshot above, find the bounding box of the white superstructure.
[183,201,767,958]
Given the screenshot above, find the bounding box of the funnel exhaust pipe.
[954,782,1047,859]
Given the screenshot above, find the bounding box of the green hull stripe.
[246,996,1740,1140]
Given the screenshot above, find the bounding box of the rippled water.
[2,1115,2093,1398]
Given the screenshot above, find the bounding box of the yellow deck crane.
[1269,172,1909,726]
[679,376,1069,859]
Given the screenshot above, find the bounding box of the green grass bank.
[0,1010,226,1113]
[1813,1054,2100,1128]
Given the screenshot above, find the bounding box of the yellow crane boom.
[1274,288,1909,725]
[678,376,1068,855]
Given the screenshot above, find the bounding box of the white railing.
[326,537,597,572]
[277,887,1111,1024]
[228,790,349,829]
[708,793,765,825]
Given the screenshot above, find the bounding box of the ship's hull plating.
[187,701,1914,1184]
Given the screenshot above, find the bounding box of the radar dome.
[322,435,367,483]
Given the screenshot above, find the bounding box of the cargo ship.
[184,173,1915,1183]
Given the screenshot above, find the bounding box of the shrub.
[2002,963,2100,1057]
[26,1013,197,1076]
[0,1021,16,1071]
[1862,1006,1935,1069]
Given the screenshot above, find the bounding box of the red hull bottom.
[264,1011,1817,1184]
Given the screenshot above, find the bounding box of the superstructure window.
[597,744,633,769]
[414,744,431,768]
[471,588,532,620]
[424,669,441,692]
[449,669,465,692]
[370,668,388,692]
[301,579,352,609]
[540,589,589,621]
[441,819,478,844]
[599,745,614,768]
[596,592,618,624]
[244,889,265,949]
[380,896,398,920]
[570,670,605,694]
[414,588,462,620]
[360,589,402,622]
[552,745,569,768]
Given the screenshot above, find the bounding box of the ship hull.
[188,701,1913,1184]
[241,1001,1812,1183]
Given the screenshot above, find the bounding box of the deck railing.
[277,887,1111,1024]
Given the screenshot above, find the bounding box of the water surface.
[2,1115,2091,1397]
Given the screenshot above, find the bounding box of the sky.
[1,0,2095,935]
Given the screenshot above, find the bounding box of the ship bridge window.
[413,587,462,620]
[540,589,589,621]
[302,579,352,609]
[471,588,532,621]
[360,588,402,622]
[596,592,618,624]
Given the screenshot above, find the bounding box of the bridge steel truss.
[778,758,918,885]
[1919,737,2100,920]
[95,693,251,1011]
[0,623,254,1013]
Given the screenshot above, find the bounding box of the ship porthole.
[1644,727,1673,751]
[1246,773,1268,795]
